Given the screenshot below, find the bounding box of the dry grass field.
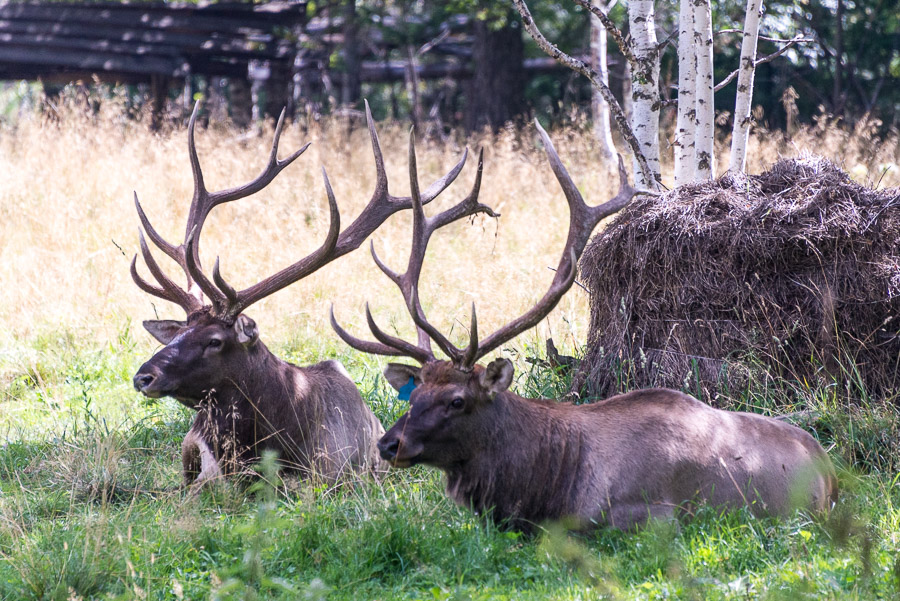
[1,102,897,365]
[1,98,899,600]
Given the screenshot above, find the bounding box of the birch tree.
[673,0,696,184]
[693,0,715,179]
[512,0,658,187]
[728,0,763,173]
[514,0,800,188]
[627,0,661,187]
[590,0,617,163]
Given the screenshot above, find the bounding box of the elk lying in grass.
[332,122,838,531]
[131,103,478,486]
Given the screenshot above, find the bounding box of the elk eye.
[207,338,223,349]
[450,397,465,410]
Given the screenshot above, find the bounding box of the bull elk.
[131,102,477,486]
[332,122,837,531]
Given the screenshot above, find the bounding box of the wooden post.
[150,73,169,131]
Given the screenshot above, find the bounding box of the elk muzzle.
[132,363,168,398]
[377,416,424,468]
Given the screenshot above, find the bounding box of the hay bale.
[572,157,900,404]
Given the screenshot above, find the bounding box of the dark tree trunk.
[833,0,844,113]
[465,16,526,132]
[149,74,169,131]
[264,63,292,119]
[229,77,252,128]
[341,0,361,107]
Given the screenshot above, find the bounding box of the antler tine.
[134,192,183,268]
[220,166,342,320]
[136,228,203,313]
[473,248,579,362]
[332,101,470,253]
[535,119,633,261]
[364,303,436,363]
[365,99,389,200]
[460,303,480,368]
[429,148,496,230]
[370,241,401,287]
[187,101,207,219]
[469,121,637,362]
[130,255,189,309]
[330,305,434,364]
[212,258,238,305]
[369,240,436,357]
[184,226,227,312]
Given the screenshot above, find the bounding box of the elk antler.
[468,121,636,364]
[332,119,637,371]
[330,131,498,364]
[132,100,472,321]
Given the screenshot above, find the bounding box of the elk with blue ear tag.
[330,122,837,532]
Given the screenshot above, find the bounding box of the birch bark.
[627,0,661,188]
[674,0,697,184]
[693,0,715,179]
[590,6,617,163]
[512,0,657,187]
[728,0,763,173]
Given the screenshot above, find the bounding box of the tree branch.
[755,36,811,64]
[512,0,658,188]
[716,28,815,45]
[571,0,638,69]
[654,29,678,57]
[714,36,809,92]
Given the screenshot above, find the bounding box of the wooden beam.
[0,22,293,61]
[0,3,306,35]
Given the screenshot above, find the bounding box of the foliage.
[1,328,900,600]
[346,0,898,128]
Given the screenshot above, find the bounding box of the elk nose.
[377,438,399,461]
[133,373,155,393]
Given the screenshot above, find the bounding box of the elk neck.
[444,391,590,531]
[200,339,289,407]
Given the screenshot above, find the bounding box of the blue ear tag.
[398,377,417,402]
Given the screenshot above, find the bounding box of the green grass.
[1,327,900,600]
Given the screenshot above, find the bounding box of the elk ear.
[479,358,514,397]
[143,320,185,345]
[384,363,422,392]
[234,315,259,347]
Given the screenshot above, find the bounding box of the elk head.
[132,102,475,406]
[331,120,637,467]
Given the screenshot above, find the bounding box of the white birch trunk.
[693,0,715,179]
[674,0,697,185]
[627,0,661,189]
[590,14,617,163]
[728,0,763,174]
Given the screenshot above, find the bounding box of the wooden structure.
[0,1,583,128]
[0,1,307,125]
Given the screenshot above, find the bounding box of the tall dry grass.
[0,99,897,370]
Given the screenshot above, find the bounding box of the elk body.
[136,311,384,485]
[379,362,837,530]
[131,103,477,485]
[332,122,838,530]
